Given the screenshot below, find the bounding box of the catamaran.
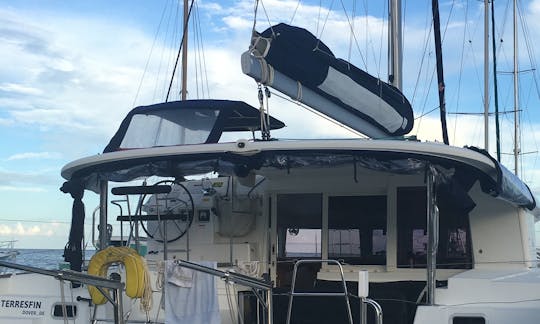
[0,1,539,324]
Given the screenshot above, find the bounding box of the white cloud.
[0,222,69,240]
[531,0,540,14]
[6,152,61,161]
[0,169,57,189]
[0,83,43,95]
[223,16,253,30]
[0,186,46,193]
[0,222,42,236]
[0,118,14,126]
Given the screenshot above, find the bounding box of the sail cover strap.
[60,179,85,272]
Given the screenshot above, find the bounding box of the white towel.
[166,262,194,288]
[165,261,221,324]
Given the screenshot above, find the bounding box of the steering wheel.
[139,180,194,243]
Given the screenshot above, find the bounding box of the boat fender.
[87,246,148,305]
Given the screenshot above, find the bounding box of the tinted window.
[277,194,322,258]
[397,187,473,269]
[328,196,387,265]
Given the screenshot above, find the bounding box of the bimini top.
[103,100,285,153]
[63,139,536,211]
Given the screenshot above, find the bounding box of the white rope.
[269,90,367,138]
[69,283,76,324]
[296,81,303,101]
[139,258,153,312]
[154,260,165,323]
[156,261,165,291]
[58,279,68,324]
[232,283,244,324]
[225,280,237,324]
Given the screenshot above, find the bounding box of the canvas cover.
[104,100,285,153]
[251,23,414,137]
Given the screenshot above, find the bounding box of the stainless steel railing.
[0,260,125,324]
[286,259,383,324]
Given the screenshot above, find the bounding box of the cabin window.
[328,196,387,265]
[397,187,473,269]
[277,193,322,258]
[52,303,77,318]
[452,316,485,324]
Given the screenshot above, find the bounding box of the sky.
[1,0,540,249]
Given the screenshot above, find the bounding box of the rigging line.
[151,1,176,102]
[521,81,539,178]
[194,1,204,98]
[518,1,540,104]
[316,0,335,43]
[316,0,322,36]
[440,0,456,42]
[170,2,183,99]
[132,0,171,107]
[165,0,196,102]
[414,106,440,120]
[459,3,484,115]
[362,0,368,70]
[411,1,432,106]
[193,7,200,99]
[194,3,208,99]
[259,0,275,36]
[196,1,210,99]
[413,3,436,136]
[494,0,512,87]
[337,0,368,69]
[252,0,259,33]
[347,0,356,62]
[452,0,469,145]
[376,0,386,79]
[269,90,367,138]
[157,1,181,101]
[414,61,438,138]
[290,0,302,24]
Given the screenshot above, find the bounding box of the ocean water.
[7,249,96,271]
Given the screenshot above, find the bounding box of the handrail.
[364,298,383,324]
[91,206,100,250]
[286,259,353,324]
[0,260,125,324]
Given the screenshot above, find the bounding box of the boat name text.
[0,299,42,309]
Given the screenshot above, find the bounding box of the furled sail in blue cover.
[241,23,414,138]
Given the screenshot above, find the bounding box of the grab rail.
[364,298,383,324]
[286,259,384,324]
[286,259,354,324]
[0,260,125,324]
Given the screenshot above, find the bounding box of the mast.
[181,0,189,100]
[484,0,489,150]
[388,0,402,90]
[431,0,450,145]
[513,0,520,175]
[491,1,502,161]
